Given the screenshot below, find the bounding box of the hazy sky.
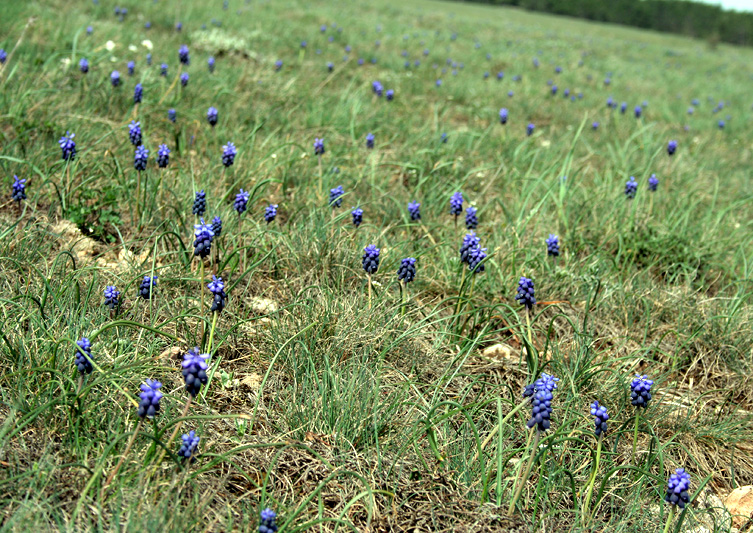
[699,0,753,12]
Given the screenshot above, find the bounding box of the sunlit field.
[2,0,753,531]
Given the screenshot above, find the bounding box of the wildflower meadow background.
[1,0,753,531]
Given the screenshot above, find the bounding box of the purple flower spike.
[157,144,170,168]
[450,192,463,216]
[178,44,190,65]
[630,374,654,408]
[168,108,176,123]
[234,189,249,215]
[133,83,143,104]
[265,204,278,224]
[667,140,677,156]
[465,206,478,229]
[138,276,157,299]
[546,234,559,256]
[207,106,218,127]
[193,190,206,216]
[499,108,508,125]
[467,246,487,274]
[211,216,222,237]
[329,185,344,208]
[193,218,214,258]
[59,131,76,161]
[134,146,148,171]
[362,244,380,274]
[11,175,26,203]
[129,120,142,146]
[79,58,89,73]
[75,338,93,375]
[127,61,135,76]
[408,201,420,221]
[208,275,227,313]
[527,123,535,136]
[516,277,536,310]
[386,89,394,101]
[180,72,189,87]
[365,133,375,149]
[398,257,416,283]
[222,142,237,167]
[160,63,168,77]
[104,285,120,310]
[460,231,480,264]
[110,70,121,87]
[182,348,210,397]
[178,430,200,461]
[625,176,637,199]
[648,174,659,192]
[351,207,363,227]
[314,137,325,155]
[259,508,278,533]
[138,379,163,418]
[665,469,691,509]
[208,56,215,73]
[591,401,609,437]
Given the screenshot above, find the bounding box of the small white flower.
[60,57,71,67]
[141,39,153,50]
[105,40,116,51]
[271,153,277,159]
[541,140,551,148]
[110,56,118,63]
[128,44,137,52]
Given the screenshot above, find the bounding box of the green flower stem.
[101,418,143,497]
[507,428,541,516]
[662,506,676,533]
[474,397,532,462]
[582,432,603,526]
[632,411,640,463]
[149,396,192,479]
[367,273,372,310]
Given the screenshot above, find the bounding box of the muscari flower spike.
[665,468,691,509]
[265,204,278,224]
[137,379,162,418]
[259,508,278,533]
[365,133,375,149]
[234,189,249,215]
[625,176,638,199]
[208,276,227,313]
[398,257,416,283]
[79,58,89,73]
[460,231,480,264]
[129,120,142,146]
[467,246,487,274]
[630,374,654,408]
[168,108,176,123]
[0,49,6,64]
[208,56,215,73]
[178,44,190,65]
[207,107,218,127]
[75,338,93,375]
[362,244,380,274]
[526,123,535,136]
[592,121,599,130]
[110,70,121,87]
[314,137,325,155]
[178,430,200,461]
[211,216,222,237]
[648,174,659,192]
[546,234,560,256]
[329,185,344,208]
[139,275,157,299]
[222,142,237,167]
[450,192,463,216]
[465,206,478,230]
[193,190,207,216]
[104,285,120,309]
[591,401,609,437]
[274,59,282,71]
[527,389,553,432]
[386,89,394,100]
[634,106,642,118]
[160,63,168,76]
[180,72,189,87]
[499,108,508,124]
[667,140,677,156]
[182,347,210,397]
[59,131,76,161]
[134,146,148,171]
[351,207,363,227]
[127,61,135,76]
[516,277,536,310]
[193,218,214,258]
[157,144,170,168]
[408,201,421,221]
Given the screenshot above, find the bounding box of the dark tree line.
[451,0,753,46]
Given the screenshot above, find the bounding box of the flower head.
[178,44,190,65]
[234,189,249,215]
[157,144,170,168]
[450,192,463,216]
[274,59,283,71]
[208,56,215,73]
[327,61,334,72]
[398,257,416,283]
[127,61,135,76]
[138,275,157,299]
[259,508,278,533]
[104,285,120,309]
[546,234,559,257]
[178,430,200,461]
[460,231,480,264]
[75,338,93,375]
[138,379,163,418]
[386,89,394,101]
[168,108,176,123]
[667,140,677,156]
[146,53,152,65]
[222,142,237,167]
[592,121,599,130]
[362,244,380,274]
[208,275,227,312]
[408,201,421,221]
[527,389,553,432]
[207,107,218,127]
[630,374,654,408]
[372,80,383,96]
[625,176,637,199]
[193,218,214,258]
[648,174,659,192]
[329,185,344,208]
[182,347,210,397]
[467,246,487,274]
[211,216,222,237]
[11,175,27,203]
[620,102,627,113]
[160,63,168,76]
[499,108,508,124]
[515,277,536,310]
[193,190,206,216]
[79,58,89,73]
[133,83,143,104]
[110,70,121,87]
[634,106,642,118]
[59,131,76,161]
[351,207,363,227]
[465,206,478,229]
[365,133,375,149]
[665,468,691,509]
[718,120,725,129]
[180,72,189,87]
[526,123,535,136]
[265,204,278,224]
[134,146,148,171]
[590,401,609,437]
[314,137,325,155]
[128,121,142,146]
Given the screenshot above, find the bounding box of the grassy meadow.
[1,0,753,531]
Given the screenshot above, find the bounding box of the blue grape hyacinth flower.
[137,379,162,418]
[104,285,120,309]
[386,89,394,100]
[665,468,691,509]
[146,53,152,66]
[499,108,508,124]
[274,59,283,71]
[527,389,553,432]
[134,146,148,171]
[465,206,478,229]
[398,257,416,283]
[546,234,559,257]
[259,508,278,533]
[234,189,249,215]
[182,348,210,397]
[178,44,190,65]
[450,192,463,216]
[327,61,334,72]
[75,338,94,375]
[180,72,189,87]
[178,430,200,461]
[314,137,325,155]
[208,56,215,73]
[193,190,207,216]
[0,49,6,64]
[11,176,26,203]
[460,231,480,264]
[139,275,157,299]
[160,63,168,77]
[365,133,375,149]
[591,401,609,437]
[208,276,227,313]
[467,246,487,274]
[207,107,218,127]
[265,204,278,224]
[127,61,135,76]
[351,207,363,227]
[129,121,142,146]
[648,174,659,192]
[362,244,380,274]
[408,201,421,221]
[157,144,170,168]
[79,58,89,73]
[630,374,654,408]
[59,131,76,161]
[222,142,237,167]
[211,216,222,237]
[329,185,344,208]
[110,70,121,87]
[667,140,677,156]
[193,218,214,258]
[634,106,642,118]
[592,121,599,130]
[168,108,177,123]
[133,83,143,104]
[625,176,637,199]
[526,123,535,136]
[516,277,536,310]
